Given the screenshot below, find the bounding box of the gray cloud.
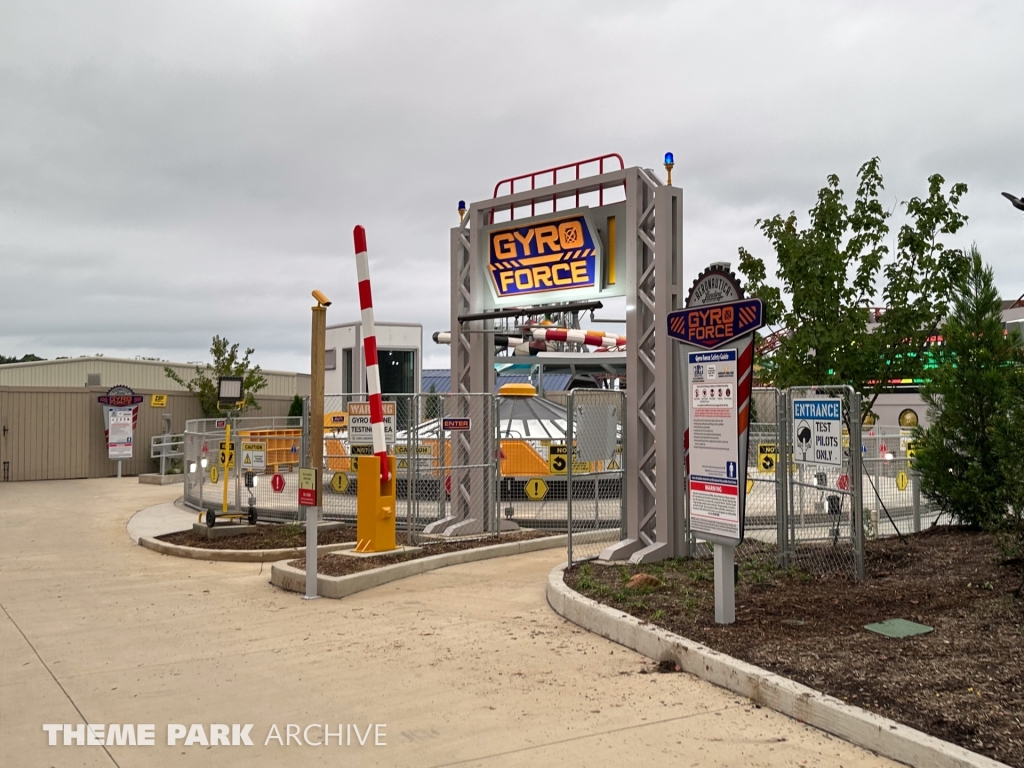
[2,0,1022,374]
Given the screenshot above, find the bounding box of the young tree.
[994,348,1024,568]
[165,336,268,417]
[288,394,304,418]
[914,248,1016,528]
[738,158,969,420]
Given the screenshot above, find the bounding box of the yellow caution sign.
[757,443,777,474]
[746,478,755,494]
[548,445,593,475]
[209,465,219,484]
[218,441,235,468]
[150,393,167,408]
[330,472,349,494]
[896,471,909,492]
[524,477,548,501]
[607,458,620,470]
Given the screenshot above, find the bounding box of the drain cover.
[864,618,933,638]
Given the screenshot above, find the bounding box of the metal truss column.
[600,171,684,563]
[425,211,497,535]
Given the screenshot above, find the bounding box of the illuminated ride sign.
[666,298,763,349]
[484,209,604,305]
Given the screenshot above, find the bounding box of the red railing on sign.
[491,153,625,222]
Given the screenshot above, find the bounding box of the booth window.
[342,348,353,393]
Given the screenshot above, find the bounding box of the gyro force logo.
[488,212,600,299]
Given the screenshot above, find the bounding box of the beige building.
[0,356,310,397]
[0,357,309,482]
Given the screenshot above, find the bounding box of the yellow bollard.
[355,455,397,553]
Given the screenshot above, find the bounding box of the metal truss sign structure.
[436,159,685,557]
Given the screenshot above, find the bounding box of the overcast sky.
[2,1,1022,374]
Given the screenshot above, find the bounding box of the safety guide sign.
[793,398,843,466]
[687,349,740,541]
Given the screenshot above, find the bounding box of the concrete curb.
[138,536,356,563]
[271,533,570,598]
[546,563,1010,768]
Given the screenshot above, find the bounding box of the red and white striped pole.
[353,225,390,484]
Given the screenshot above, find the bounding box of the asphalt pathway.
[0,478,899,767]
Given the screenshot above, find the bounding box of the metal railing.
[150,433,184,476]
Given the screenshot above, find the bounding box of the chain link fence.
[861,428,938,539]
[178,385,933,582]
[182,415,304,521]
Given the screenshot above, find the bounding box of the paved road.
[0,478,898,767]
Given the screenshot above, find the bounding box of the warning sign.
[524,478,548,501]
[241,441,266,471]
[896,471,909,492]
[349,443,373,470]
[330,472,349,493]
[547,445,593,474]
[757,443,777,473]
[347,401,396,445]
[218,440,235,469]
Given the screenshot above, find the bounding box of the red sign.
[837,473,850,491]
[298,487,316,506]
[879,441,888,455]
[271,473,285,493]
[444,474,451,496]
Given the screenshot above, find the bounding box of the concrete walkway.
[126,499,196,542]
[0,479,899,767]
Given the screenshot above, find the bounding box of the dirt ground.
[291,530,554,576]
[565,527,1024,767]
[158,524,359,549]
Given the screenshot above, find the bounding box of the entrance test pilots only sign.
[793,398,843,466]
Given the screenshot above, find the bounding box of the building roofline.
[0,356,306,377]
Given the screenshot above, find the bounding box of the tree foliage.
[738,158,969,420]
[164,336,268,417]
[914,248,1021,528]
[288,395,304,418]
[0,353,44,365]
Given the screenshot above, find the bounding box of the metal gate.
[565,389,625,565]
[782,385,864,579]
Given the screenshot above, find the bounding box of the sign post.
[666,265,764,624]
[98,386,144,478]
[298,467,319,600]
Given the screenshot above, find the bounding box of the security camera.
[312,290,332,307]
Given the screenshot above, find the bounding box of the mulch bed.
[290,530,554,576]
[565,527,1024,767]
[157,525,359,550]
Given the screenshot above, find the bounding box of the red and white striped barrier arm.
[353,225,389,484]
[529,327,625,348]
[432,329,627,349]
